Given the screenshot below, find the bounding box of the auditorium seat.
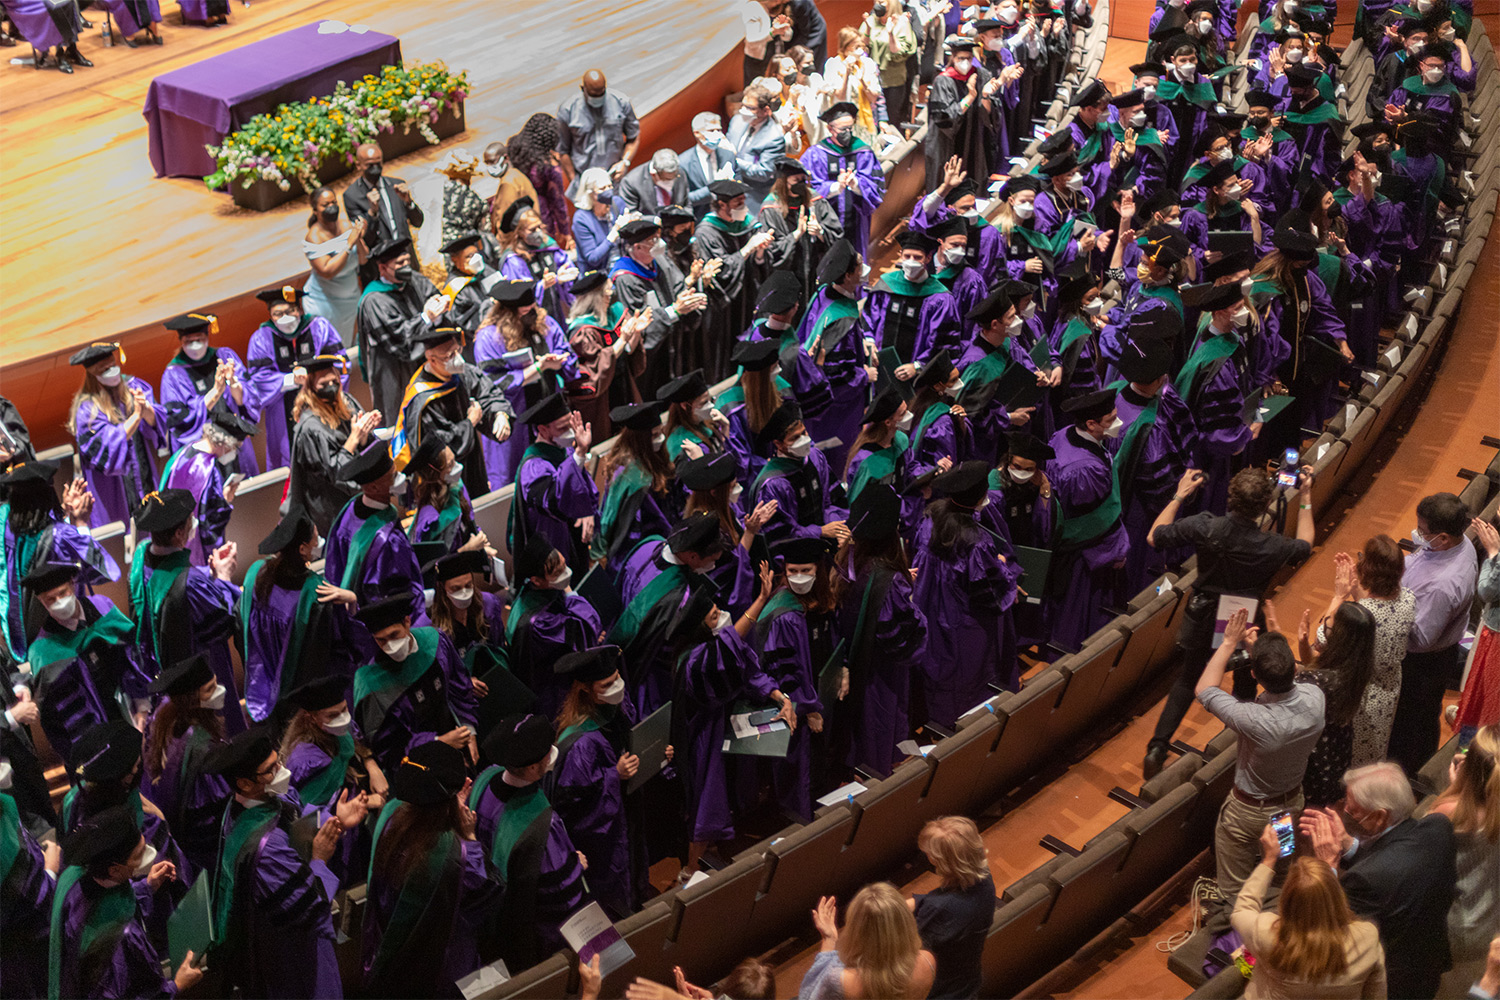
[1202,726,1236,759]
[1418,734,1462,794]
[92,526,130,610]
[1140,751,1203,803]
[973,670,1066,803]
[1030,832,1135,966]
[221,468,290,580]
[1116,783,1201,891]
[487,952,574,1000]
[1127,574,1177,613]
[1001,852,1067,904]
[1459,473,1494,516]
[741,806,856,947]
[470,488,516,561]
[1045,628,1125,743]
[1099,591,1180,710]
[923,715,1002,819]
[839,757,938,885]
[665,853,768,977]
[981,884,1056,997]
[598,900,677,997]
[1185,750,1237,842]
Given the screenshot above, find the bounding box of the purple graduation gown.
[795,286,870,475]
[674,625,777,842]
[323,497,426,625]
[158,347,258,473]
[1109,382,1199,595]
[145,722,232,877]
[74,377,164,528]
[500,246,577,319]
[242,577,357,723]
[858,280,964,369]
[513,443,600,576]
[506,588,602,720]
[1,516,119,669]
[49,876,173,1000]
[473,316,580,490]
[551,710,634,917]
[912,513,1017,729]
[244,317,346,470]
[749,447,841,549]
[747,595,828,821]
[800,138,886,258]
[1045,426,1130,651]
[1,793,53,998]
[352,629,478,775]
[161,444,233,566]
[837,564,927,777]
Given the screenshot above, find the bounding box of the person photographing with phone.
[1143,464,1317,777]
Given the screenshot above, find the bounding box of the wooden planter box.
[228,101,466,212]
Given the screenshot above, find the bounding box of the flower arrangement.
[205,61,469,192]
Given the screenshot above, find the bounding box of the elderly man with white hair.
[680,111,740,220]
[1301,761,1459,1000]
[620,148,690,214]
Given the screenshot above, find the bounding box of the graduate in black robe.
[611,214,710,399]
[694,179,774,382]
[355,237,447,423]
[925,37,998,194]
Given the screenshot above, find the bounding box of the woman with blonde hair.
[67,342,164,527]
[1233,833,1386,998]
[1422,725,1500,995]
[910,816,997,999]
[800,882,936,999]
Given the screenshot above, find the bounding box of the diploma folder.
[1013,546,1053,604]
[722,703,792,758]
[575,564,624,627]
[1206,230,1256,258]
[167,872,213,970]
[474,655,537,742]
[625,701,672,794]
[1240,392,1295,428]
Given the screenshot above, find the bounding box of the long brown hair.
[597,427,672,495]
[291,381,354,430]
[1420,726,1500,842]
[663,399,710,441]
[254,549,312,602]
[1249,248,1300,290]
[278,708,338,763]
[144,698,224,781]
[67,361,136,434]
[1262,857,1357,980]
[481,301,553,353]
[685,483,743,547]
[833,529,910,603]
[784,563,837,615]
[372,799,464,883]
[741,367,784,435]
[843,412,899,484]
[554,681,599,734]
[429,583,489,644]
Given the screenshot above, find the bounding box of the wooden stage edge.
[0,0,746,450]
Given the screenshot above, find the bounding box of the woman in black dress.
[1290,599,1378,807]
[909,816,997,999]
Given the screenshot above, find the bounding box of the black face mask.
[1248,115,1271,130]
[364,162,383,181]
[833,126,854,146]
[788,180,807,197]
[669,229,693,251]
[783,71,798,85]
[393,265,414,285]
[315,383,340,401]
[319,203,340,221]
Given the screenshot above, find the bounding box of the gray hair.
[1343,762,1416,826]
[572,167,615,209]
[650,149,679,176]
[202,423,239,453]
[691,111,722,135]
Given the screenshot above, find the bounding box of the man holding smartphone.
[1142,464,1316,777]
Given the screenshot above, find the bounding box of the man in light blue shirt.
[556,68,641,195]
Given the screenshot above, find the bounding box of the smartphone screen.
[1272,810,1296,857]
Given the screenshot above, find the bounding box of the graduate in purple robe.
[1034,151,1098,238]
[591,401,679,570]
[509,391,600,576]
[834,485,926,778]
[498,197,578,319]
[281,676,387,818]
[142,655,232,876]
[748,402,846,549]
[860,231,963,370]
[1279,63,1344,185]
[1388,44,1465,134]
[1099,227,1189,378]
[323,443,426,627]
[159,407,257,566]
[68,342,165,528]
[366,742,505,995]
[49,805,199,1000]
[158,312,259,473]
[352,596,480,776]
[906,350,974,483]
[729,290,805,486]
[801,102,886,258]
[912,462,1019,728]
[928,217,988,349]
[548,645,640,918]
[239,506,358,723]
[0,459,118,671]
[747,537,834,821]
[660,368,734,464]
[796,241,872,475]
[473,279,580,490]
[1104,88,1171,202]
[472,714,590,970]
[1045,390,1131,652]
[910,171,1005,278]
[205,726,366,1000]
[1110,338,1201,594]
[993,433,1059,601]
[23,563,150,773]
[128,489,246,734]
[678,455,765,617]
[402,435,483,556]
[504,537,603,720]
[427,550,507,669]
[1175,282,1256,515]
[1,771,56,999]
[1155,41,1220,189]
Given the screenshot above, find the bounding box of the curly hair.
[509,114,561,172]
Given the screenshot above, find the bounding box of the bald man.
[556,68,641,194]
[474,140,539,230]
[343,142,426,264]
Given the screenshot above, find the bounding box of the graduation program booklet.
[625,701,672,794]
[560,901,634,978]
[1212,595,1259,649]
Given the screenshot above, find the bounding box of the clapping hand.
[812,896,839,943]
[311,818,342,862]
[1473,516,1500,558]
[334,788,370,829]
[1297,806,1351,868]
[1332,550,1358,600]
[745,499,779,534]
[61,478,93,524]
[456,780,477,840]
[209,542,237,582]
[1222,607,1251,648]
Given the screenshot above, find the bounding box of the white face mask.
[985,36,1006,51]
[962,208,980,221]
[1286,47,1305,63]
[216,449,238,467]
[1423,67,1444,84]
[711,609,733,633]
[952,57,973,74]
[1083,299,1104,316]
[465,253,486,274]
[693,402,715,422]
[1231,306,1252,327]
[46,594,80,622]
[1020,301,1036,321]
[1007,315,1025,333]
[0,761,11,790]
[550,566,574,590]
[390,472,408,493]
[485,161,506,177]
[97,366,123,387]
[554,428,577,448]
[651,432,667,450]
[1129,110,1147,128]
[598,676,626,705]
[942,246,967,267]
[1213,147,1234,163]
[1065,172,1086,192]
[274,314,300,334]
[1013,201,1036,220]
[1410,528,1431,550]
[1101,415,1125,439]
[947,378,966,398]
[895,411,914,432]
[1142,84,1157,101]
[701,130,724,146]
[448,586,474,609]
[900,259,928,282]
[379,634,414,662]
[1009,467,1036,482]
[182,340,209,361]
[1415,0,1432,10]
[787,434,813,459]
[187,516,199,542]
[1223,183,1245,200]
[787,572,816,594]
[1165,216,1183,227]
[1196,17,1213,32]
[204,683,227,711]
[131,843,158,878]
[444,461,464,485]
[1440,27,1456,41]
[1175,63,1197,81]
[729,482,744,505]
[265,764,292,798]
[320,711,352,736]
[729,207,749,223]
[1407,40,1425,55]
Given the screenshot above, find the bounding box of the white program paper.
[1212,595,1259,649]
[816,781,868,808]
[730,713,788,741]
[456,960,510,1000]
[560,901,634,978]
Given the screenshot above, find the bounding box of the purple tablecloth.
[142,22,401,178]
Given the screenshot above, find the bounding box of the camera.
[1275,447,1300,488]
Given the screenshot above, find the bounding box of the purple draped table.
[142,21,402,179]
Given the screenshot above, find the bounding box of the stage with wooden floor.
[0,0,746,449]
